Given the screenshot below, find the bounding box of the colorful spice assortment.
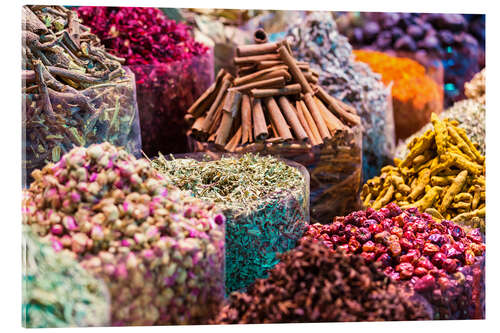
[22,5,141,186]
[22,143,225,325]
[286,12,396,181]
[151,153,308,293]
[397,69,485,159]
[22,226,110,328]
[186,30,363,222]
[336,12,484,105]
[76,6,213,155]
[215,239,431,323]
[353,50,443,140]
[362,114,485,230]
[304,204,485,319]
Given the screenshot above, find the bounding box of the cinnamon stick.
[187,69,226,116]
[257,60,285,70]
[231,76,285,92]
[215,111,235,147]
[314,96,347,134]
[304,92,331,141]
[252,98,268,141]
[234,53,281,66]
[254,28,268,44]
[225,126,242,152]
[191,116,206,139]
[237,42,280,57]
[278,45,313,94]
[278,96,308,142]
[264,97,293,141]
[299,100,323,146]
[208,101,225,135]
[250,83,301,98]
[234,65,288,86]
[241,94,252,144]
[201,73,233,132]
[316,85,361,126]
[295,101,315,145]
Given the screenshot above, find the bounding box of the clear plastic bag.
[22,67,141,186]
[164,152,309,294]
[128,50,214,156]
[189,125,362,225]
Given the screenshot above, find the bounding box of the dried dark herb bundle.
[215,240,431,324]
[22,5,141,185]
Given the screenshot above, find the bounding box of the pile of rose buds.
[303,203,485,319]
[22,143,225,326]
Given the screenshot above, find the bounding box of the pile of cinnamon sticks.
[185,31,361,153]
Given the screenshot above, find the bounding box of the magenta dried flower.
[77,7,214,155]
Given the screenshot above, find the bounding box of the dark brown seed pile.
[214,240,431,324]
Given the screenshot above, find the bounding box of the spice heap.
[77,7,213,155]
[22,5,141,185]
[396,70,485,159]
[22,226,110,328]
[187,30,362,223]
[336,12,485,105]
[22,143,225,326]
[362,114,485,230]
[304,204,485,319]
[215,239,431,323]
[353,50,443,140]
[286,12,395,181]
[465,69,485,103]
[151,153,308,293]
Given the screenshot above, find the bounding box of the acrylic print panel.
[21,4,485,327]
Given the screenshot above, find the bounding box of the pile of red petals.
[77,7,208,66]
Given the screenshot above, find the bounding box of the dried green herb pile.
[22,5,141,185]
[214,240,431,323]
[152,153,309,293]
[22,226,110,328]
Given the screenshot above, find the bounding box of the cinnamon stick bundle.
[186,30,360,153]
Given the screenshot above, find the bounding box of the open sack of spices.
[362,114,485,231]
[22,5,141,186]
[22,143,225,326]
[303,204,485,320]
[214,239,432,323]
[22,225,110,328]
[353,50,444,141]
[286,12,396,181]
[77,7,214,156]
[396,69,486,159]
[185,29,363,223]
[150,152,309,294]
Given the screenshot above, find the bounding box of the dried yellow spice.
[361,114,485,231]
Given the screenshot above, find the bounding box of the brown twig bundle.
[185,30,361,153]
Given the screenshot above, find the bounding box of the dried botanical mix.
[186,29,363,222]
[215,239,431,323]
[151,153,308,293]
[362,114,485,230]
[22,143,225,325]
[353,50,444,140]
[22,5,141,185]
[286,12,396,180]
[465,68,485,103]
[304,204,485,319]
[77,7,214,155]
[22,226,110,328]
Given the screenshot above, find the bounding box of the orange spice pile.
[353,50,443,140]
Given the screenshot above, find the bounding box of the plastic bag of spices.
[22,5,141,187]
[151,152,309,293]
[128,50,214,156]
[22,226,110,328]
[23,143,225,326]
